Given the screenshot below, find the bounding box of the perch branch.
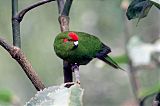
[57,0,65,14]
[61,0,73,16]
[56,0,75,84]
[14,0,55,23]
[58,0,73,32]
[58,16,70,32]
[0,37,45,91]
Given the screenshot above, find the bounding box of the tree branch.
[0,37,45,91]
[57,0,65,15]
[14,0,55,23]
[58,16,70,32]
[10,0,56,91]
[56,0,75,84]
[12,0,20,47]
[62,0,73,16]
[12,0,55,48]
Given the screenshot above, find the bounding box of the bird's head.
[63,32,79,49]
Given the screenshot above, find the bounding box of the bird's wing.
[95,43,111,58]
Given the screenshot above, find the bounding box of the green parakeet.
[54,31,124,71]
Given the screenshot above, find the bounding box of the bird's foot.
[64,81,80,88]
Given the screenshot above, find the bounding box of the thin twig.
[12,0,21,47]
[62,0,73,16]
[14,0,55,23]
[11,0,55,91]
[0,37,45,91]
[12,0,55,47]
[57,0,65,14]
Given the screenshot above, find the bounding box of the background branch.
[14,0,55,23]
[12,0,20,47]
[12,0,55,48]
[10,0,48,91]
[121,0,140,105]
[0,37,45,91]
[10,0,56,91]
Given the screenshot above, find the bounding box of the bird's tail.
[98,55,125,71]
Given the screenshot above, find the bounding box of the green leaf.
[150,0,160,9]
[25,84,84,106]
[126,0,153,22]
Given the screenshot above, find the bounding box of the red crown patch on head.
[68,32,79,41]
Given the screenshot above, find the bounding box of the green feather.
[54,31,102,65]
[104,55,126,71]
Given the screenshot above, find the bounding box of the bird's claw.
[76,80,80,85]
[64,82,75,88]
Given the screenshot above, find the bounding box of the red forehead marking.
[68,32,78,41]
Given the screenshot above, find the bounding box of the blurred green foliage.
[0,89,12,103]
[0,0,159,106]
